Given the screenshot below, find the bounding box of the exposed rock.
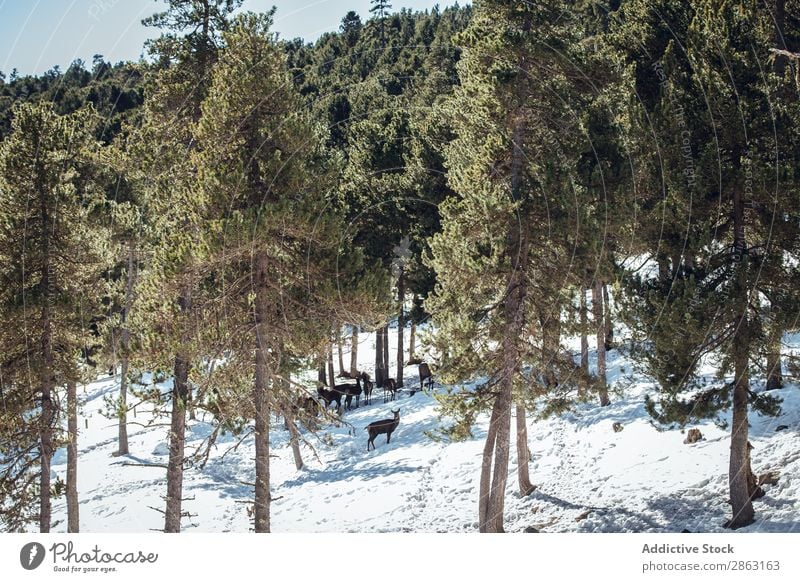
[524,526,539,533]
[575,510,591,522]
[612,422,624,433]
[776,425,789,432]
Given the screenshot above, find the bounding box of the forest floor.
[49,330,800,533]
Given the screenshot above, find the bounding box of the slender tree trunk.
[397,268,405,387]
[165,286,191,533]
[383,324,390,381]
[327,341,336,392]
[515,403,534,496]
[253,253,271,533]
[480,111,530,533]
[67,380,79,533]
[350,325,359,376]
[286,407,304,471]
[766,303,783,390]
[375,327,384,387]
[318,357,326,387]
[603,283,613,350]
[39,197,55,533]
[336,325,345,376]
[541,313,559,389]
[592,281,610,406]
[728,309,755,528]
[727,181,755,528]
[118,240,136,456]
[579,287,589,395]
[409,320,416,362]
[774,0,787,78]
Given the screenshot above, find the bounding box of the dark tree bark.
[39,193,55,533]
[350,325,359,376]
[165,286,191,533]
[253,253,271,533]
[375,326,384,387]
[602,282,613,350]
[397,268,405,387]
[327,341,335,392]
[592,281,610,406]
[728,309,755,528]
[515,403,535,496]
[118,240,136,456]
[766,303,783,390]
[318,357,327,387]
[67,380,79,533]
[579,287,589,396]
[285,397,304,471]
[409,320,416,362]
[479,114,530,533]
[774,0,787,78]
[382,324,390,382]
[541,312,560,389]
[336,325,345,376]
[727,183,755,529]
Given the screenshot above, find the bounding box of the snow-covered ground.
[48,329,800,533]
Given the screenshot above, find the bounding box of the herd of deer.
[305,364,434,452]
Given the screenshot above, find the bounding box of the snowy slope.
[48,329,800,533]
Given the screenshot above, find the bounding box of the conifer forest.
[1,0,799,534]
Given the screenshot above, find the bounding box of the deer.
[317,386,342,413]
[359,371,374,405]
[383,378,397,403]
[338,375,362,411]
[411,362,433,396]
[365,409,400,451]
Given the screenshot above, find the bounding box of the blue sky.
[0,0,460,76]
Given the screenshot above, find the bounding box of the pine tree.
[615,0,800,528]
[137,0,243,534]
[194,10,348,532]
[427,0,593,532]
[0,102,110,532]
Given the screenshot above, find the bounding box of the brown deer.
[383,378,397,403]
[365,409,400,451]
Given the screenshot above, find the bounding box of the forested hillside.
[1,0,798,534]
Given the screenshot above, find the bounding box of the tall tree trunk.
[350,325,359,376]
[317,357,326,387]
[602,283,613,350]
[382,324,390,381]
[375,326,384,387]
[118,240,136,456]
[409,320,416,362]
[39,195,55,533]
[728,308,755,528]
[165,286,191,533]
[592,281,610,406]
[327,340,335,391]
[766,303,783,390]
[515,403,534,496]
[67,380,79,533]
[286,407,304,471]
[541,312,560,389]
[579,287,589,396]
[479,112,530,533]
[727,182,755,529]
[253,252,271,533]
[397,268,405,387]
[336,325,345,376]
[774,0,787,78]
